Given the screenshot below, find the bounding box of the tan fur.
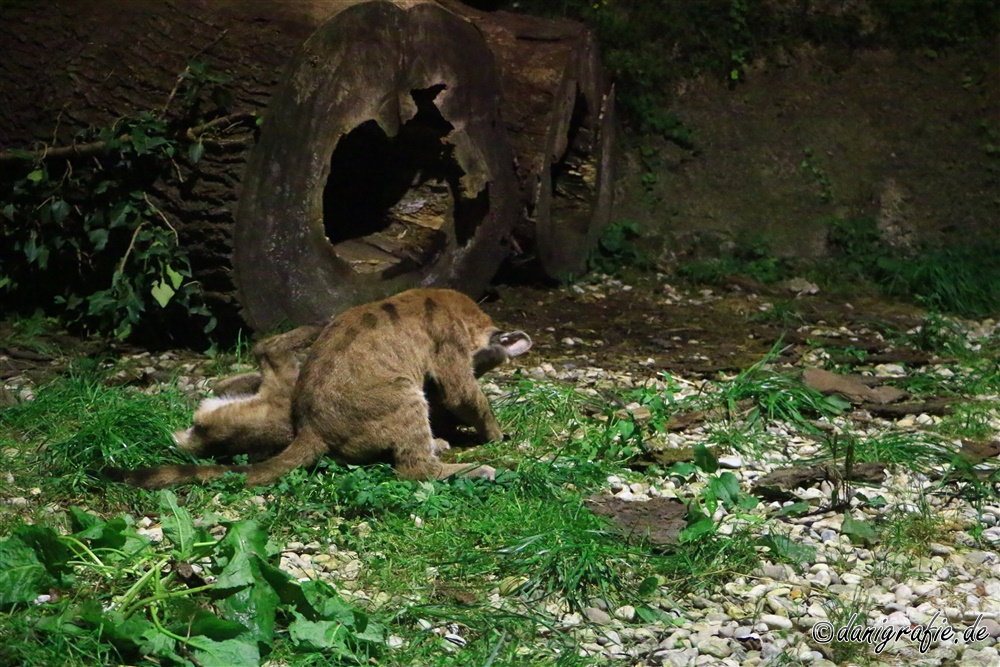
[106,289,530,488]
[172,324,323,460]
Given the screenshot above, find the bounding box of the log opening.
[322,85,487,279]
[549,86,597,237]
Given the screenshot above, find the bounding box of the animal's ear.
[497,331,532,357]
[472,331,532,377]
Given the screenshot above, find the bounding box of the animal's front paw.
[464,464,496,481]
[431,438,452,454]
[483,425,503,443]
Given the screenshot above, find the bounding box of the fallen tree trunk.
[233,0,518,330]
[0,0,615,336]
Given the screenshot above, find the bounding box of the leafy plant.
[824,216,1000,318]
[0,60,257,344]
[0,492,383,666]
[716,341,849,429]
[800,148,833,203]
[588,219,652,275]
[675,237,793,286]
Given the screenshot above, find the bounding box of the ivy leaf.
[35,246,50,270]
[88,228,110,251]
[189,141,205,164]
[2,204,14,221]
[26,169,44,183]
[130,126,148,155]
[150,280,176,308]
[165,265,184,289]
[50,199,71,224]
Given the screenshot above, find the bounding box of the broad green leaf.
[218,579,278,648]
[667,462,697,477]
[760,534,816,564]
[138,628,184,664]
[151,280,176,308]
[1,203,14,221]
[301,580,356,623]
[50,199,71,224]
[708,472,741,509]
[693,444,718,474]
[88,228,110,251]
[776,502,810,517]
[841,512,877,545]
[186,609,249,640]
[26,169,44,183]
[159,490,195,558]
[215,520,267,590]
[288,613,351,651]
[78,605,154,649]
[0,533,54,606]
[189,141,205,164]
[70,508,140,554]
[187,636,260,667]
[255,556,311,611]
[130,126,149,154]
[678,517,715,543]
[635,603,672,624]
[637,576,659,597]
[165,264,184,289]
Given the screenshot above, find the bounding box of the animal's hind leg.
[387,400,494,481]
[176,395,293,459]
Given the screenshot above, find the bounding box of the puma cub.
[107,289,531,488]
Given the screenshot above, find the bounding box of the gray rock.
[696,637,733,659]
[760,614,793,630]
[583,606,613,625]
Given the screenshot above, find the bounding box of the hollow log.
[233,0,518,330]
[0,0,614,334]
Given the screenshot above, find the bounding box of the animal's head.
[473,330,532,377]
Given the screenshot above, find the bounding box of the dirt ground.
[483,274,931,381]
[0,274,935,393]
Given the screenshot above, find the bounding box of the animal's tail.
[101,427,328,489]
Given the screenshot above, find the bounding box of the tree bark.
[233,0,519,330]
[0,0,615,334]
[441,2,618,279]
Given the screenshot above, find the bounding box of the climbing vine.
[0,59,257,342]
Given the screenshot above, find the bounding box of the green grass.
[2,318,999,665]
[0,371,194,503]
[0,372,664,666]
